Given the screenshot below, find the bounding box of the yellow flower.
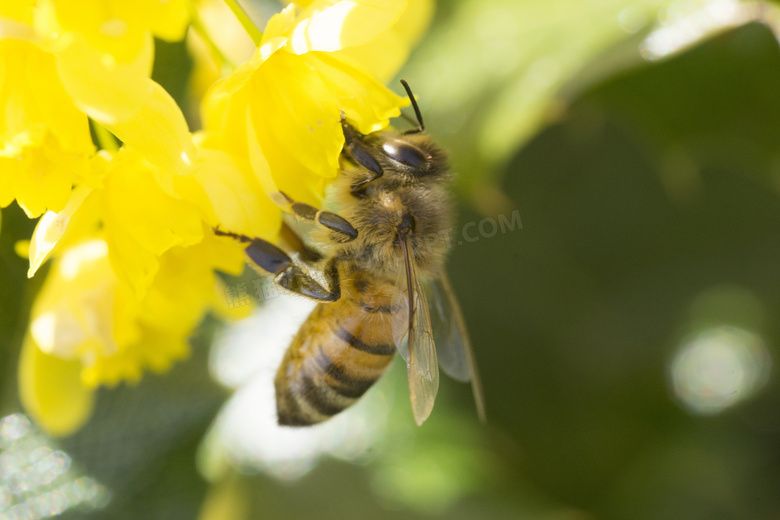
[35,0,190,63]
[28,147,223,298]
[31,0,195,176]
[20,233,243,435]
[202,0,419,218]
[0,0,195,217]
[20,144,247,435]
[330,0,434,83]
[13,0,434,437]
[0,39,94,217]
[194,134,283,241]
[0,0,35,23]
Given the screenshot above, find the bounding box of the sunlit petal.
[202,0,416,213]
[289,0,407,54]
[28,184,95,277]
[101,149,203,297]
[332,0,433,81]
[36,0,191,62]
[0,40,94,217]
[0,0,35,23]
[242,51,405,205]
[18,335,95,437]
[195,140,282,240]
[56,34,195,176]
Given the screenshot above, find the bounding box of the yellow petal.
[102,150,203,297]
[309,52,408,134]
[56,34,195,176]
[38,0,190,62]
[206,37,285,101]
[262,3,297,41]
[40,0,147,63]
[186,0,255,107]
[30,240,117,359]
[0,0,35,23]
[81,328,189,387]
[28,184,95,277]
[195,141,282,240]
[104,230,160,302]
[331,0,434,82]
[148,0,191,42]
[15,239,28,258]
[289,0,407,54]
[246,51,405,203]
[2,137,77,217]
[82,236,242,387]
[202,0,414,212]
[139,235,244,335]
[0,40,94,217]
[104,150,203,254]
[201,78,249,159]
[0,40,91,151]
[19,334,95,437]
[25,49,96,155]
[248,52,342,181]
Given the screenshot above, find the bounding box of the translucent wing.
[426,274,487,423]
[392,236,439,426]
[425,277,469,382]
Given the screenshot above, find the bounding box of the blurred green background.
[4,1,780,519]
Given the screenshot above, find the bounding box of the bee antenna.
[400,79,425,133]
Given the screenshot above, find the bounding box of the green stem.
[91,120,119,153]
[223,0,263,46]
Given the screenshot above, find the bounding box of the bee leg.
[213,227,253,242]
[215,228,340,301]
[340,113,384,182]
[277,191,358,242]
[246,236,341,302]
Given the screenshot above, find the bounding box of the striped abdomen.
[274,280,397,426]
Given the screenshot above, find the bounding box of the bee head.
[377,132,448,180]
[380,139,429,171]
[376,79,445,179]
[342,80,449,197]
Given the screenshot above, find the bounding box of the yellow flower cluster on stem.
[0,0,433,436]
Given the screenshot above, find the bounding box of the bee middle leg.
[276,191,358,243]
[214,228,341,302]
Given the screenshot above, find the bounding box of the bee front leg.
[215,228,341,302]
[340,113,383,186]
[276,191,358,243]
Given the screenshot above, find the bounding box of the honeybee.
[217,81,485,426]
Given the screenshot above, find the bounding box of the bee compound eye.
[381,141,429,171]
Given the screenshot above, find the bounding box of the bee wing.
[425,274,487,423]
[425,276,469,382]
[392,236,439,426]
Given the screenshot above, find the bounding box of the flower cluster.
[0,0,431,435]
